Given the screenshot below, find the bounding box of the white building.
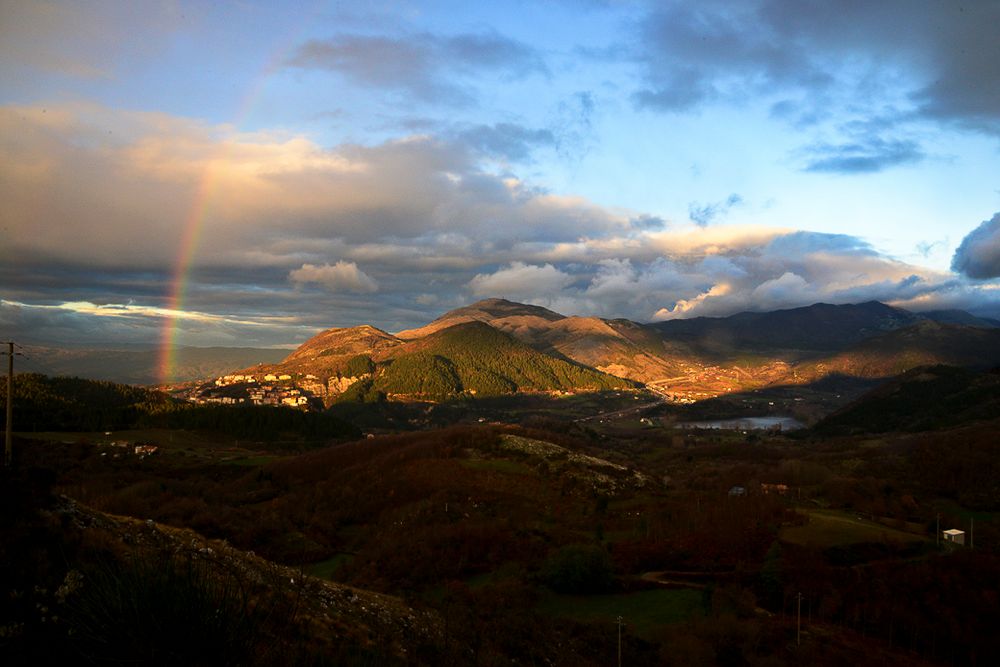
[943,529,965,545]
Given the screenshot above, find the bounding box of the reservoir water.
[676,416,805,431]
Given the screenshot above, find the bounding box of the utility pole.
[617,615,623,667]
[4,341,15,468]
[970,517,974,550]
[796,592,803,646]
[936,513,940,546]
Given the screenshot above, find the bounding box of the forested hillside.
[375,322,634,399]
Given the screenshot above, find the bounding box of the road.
[574,398,664,423]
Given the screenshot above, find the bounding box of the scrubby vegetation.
[5,364,1000,664]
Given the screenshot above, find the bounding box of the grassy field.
[535,588,704,639]
[305,553,354,580]
[780,509,926,549]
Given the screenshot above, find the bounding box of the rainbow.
[156,20,314,385]
[156,170,218,384]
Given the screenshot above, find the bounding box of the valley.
[3,298,999,665]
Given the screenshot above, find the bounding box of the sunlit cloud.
[289,261,379,293]
[2,299,286,327]
[469,262,574,299]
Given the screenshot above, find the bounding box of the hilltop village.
[188,372,322,409]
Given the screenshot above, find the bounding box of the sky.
[2,0,1000,355]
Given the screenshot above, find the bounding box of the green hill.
[812,365,1000,435]
[1,373,174,432]
[797,321,1000,381]
[374,321,634,399]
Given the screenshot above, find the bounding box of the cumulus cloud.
[952,213,1000,279]
[289,262,379,293]
[4,102,999,346]
[0,102,628,273]
[653,283,733,320]
[468,262,573,299]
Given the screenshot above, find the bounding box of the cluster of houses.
[246,386,311,407]
[190,372,320,409]
[214,372,295,386]
[101,440,159,459]
[728,482,791,497]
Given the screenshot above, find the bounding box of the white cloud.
[653,283,733,320]
[468,262,573,299]
[289,262,379,293]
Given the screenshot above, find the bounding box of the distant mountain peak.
[439,298,566,322]
[395,297,566,340]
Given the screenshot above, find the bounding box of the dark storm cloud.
[907,1,1000,133]
[688,193,743,226]
[632,1,833,113]
[952,213,1000,279]
[286,30,546,105]
[631,1,1000,136]
[802,137,924,174]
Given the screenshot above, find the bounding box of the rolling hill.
[812,365,1000,435]
[797,320,1000,380]
[650,300,922,354]
[193,298,1000,407]
[375,321,634,399]
[398,299,699,384]
[16,345,289,385]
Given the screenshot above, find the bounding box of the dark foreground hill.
[812,365,1000,435]
[0,469,444,666]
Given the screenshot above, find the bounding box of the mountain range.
[16,345,289,386]
[198,298,1000,406]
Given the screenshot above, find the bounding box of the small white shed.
[943,529,965,545]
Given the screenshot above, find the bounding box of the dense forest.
[373,322,633,399]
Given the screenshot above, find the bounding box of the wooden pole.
[797,592,803,646]
[617,615,623,667]
[5,341,12,468]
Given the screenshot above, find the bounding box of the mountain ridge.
[171,299,1000,406]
